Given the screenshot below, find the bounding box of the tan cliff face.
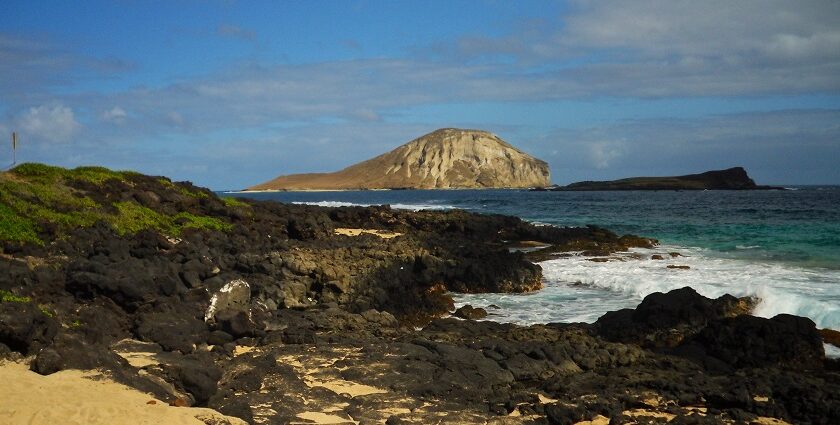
[249,128,550,190]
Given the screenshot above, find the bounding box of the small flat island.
[536,167,785,191]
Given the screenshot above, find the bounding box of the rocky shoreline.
[1,164,838,424]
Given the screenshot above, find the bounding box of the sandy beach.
[0,361,245,425]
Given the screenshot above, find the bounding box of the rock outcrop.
[594,287,756,348]
[542,167,784,191]
[249,128,550,190]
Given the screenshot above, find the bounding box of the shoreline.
[456,243,840,331]
[2,165,838,424]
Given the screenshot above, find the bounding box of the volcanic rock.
[594,287,755,348]
[0,302,58,355]
[452,305,488,320]
[683,314,825,370]
[135,310,208,353]
[205,279,251,323]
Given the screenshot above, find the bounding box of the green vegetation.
[0,289,31,303]
[70,166,138,184]
[174,211,233,232]
[0,203,41,244]
[9,163,67,183]
[39,305,55,317]
[111,202,232,235]
[111,201,177,235]
[11,163,133,185]
[0,291,55,317]
[1,171,102,245]
[157,177,209,199]
[221,196,250,208]
[0,163,234,244]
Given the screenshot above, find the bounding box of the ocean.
[224,187,840,332]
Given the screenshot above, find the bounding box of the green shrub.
[11,163,67,183]
[0,203,42,244]
[69,166,130,184]
[1,164,233,243]
[0,289,31,303]
[157,178,208,199]
[39,305,55,317]
[175,212,233,232]
[12,163,134,186]
[112,202,232,235]
[112,201,176,235]
[222,196,250,208]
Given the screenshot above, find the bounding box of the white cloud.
[1,4,839,186]
[16,104,81,143]
[0,34,132,99]
[100,106,127,123]
[588,140,625,169]
[562,0,840,61]
[5,3,839,144]
[448,0,840,97]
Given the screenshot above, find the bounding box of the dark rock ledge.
[1,165,837,424]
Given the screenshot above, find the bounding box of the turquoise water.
[227,187,840,329]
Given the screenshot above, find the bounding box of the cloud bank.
[0,2,838,187]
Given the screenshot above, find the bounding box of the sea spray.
[455,245,840,330]
[291,200,453,211]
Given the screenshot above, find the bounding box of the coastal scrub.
[0,289,31,303]
[0,163,234,244]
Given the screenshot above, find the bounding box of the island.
[539,167,785,191]
[248,128,550,190]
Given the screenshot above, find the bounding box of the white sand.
[334,228,402,239]
[0,361,246,425]
[574,415,610,425]
[291,411,357,424]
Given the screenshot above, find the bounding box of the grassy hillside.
[0,163,239,245]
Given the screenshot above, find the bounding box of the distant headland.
[247,128,550,191]
[536,167,785,191]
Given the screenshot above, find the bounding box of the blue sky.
[2,0,839,188]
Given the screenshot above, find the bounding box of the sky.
[1,0,839,189]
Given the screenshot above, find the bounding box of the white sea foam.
[390,203,453,211]
[454,245,840,330]
[293,201,362,208]
[826,344,840,359]
[291,201,452,211]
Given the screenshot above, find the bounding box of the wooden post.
[11,132,16,166]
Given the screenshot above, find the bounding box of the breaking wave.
[456,245,840,330]
[291,201,453,211]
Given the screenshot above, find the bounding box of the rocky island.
[1,163,838,424]
[541,167,784,191]
[248,128,550,190]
